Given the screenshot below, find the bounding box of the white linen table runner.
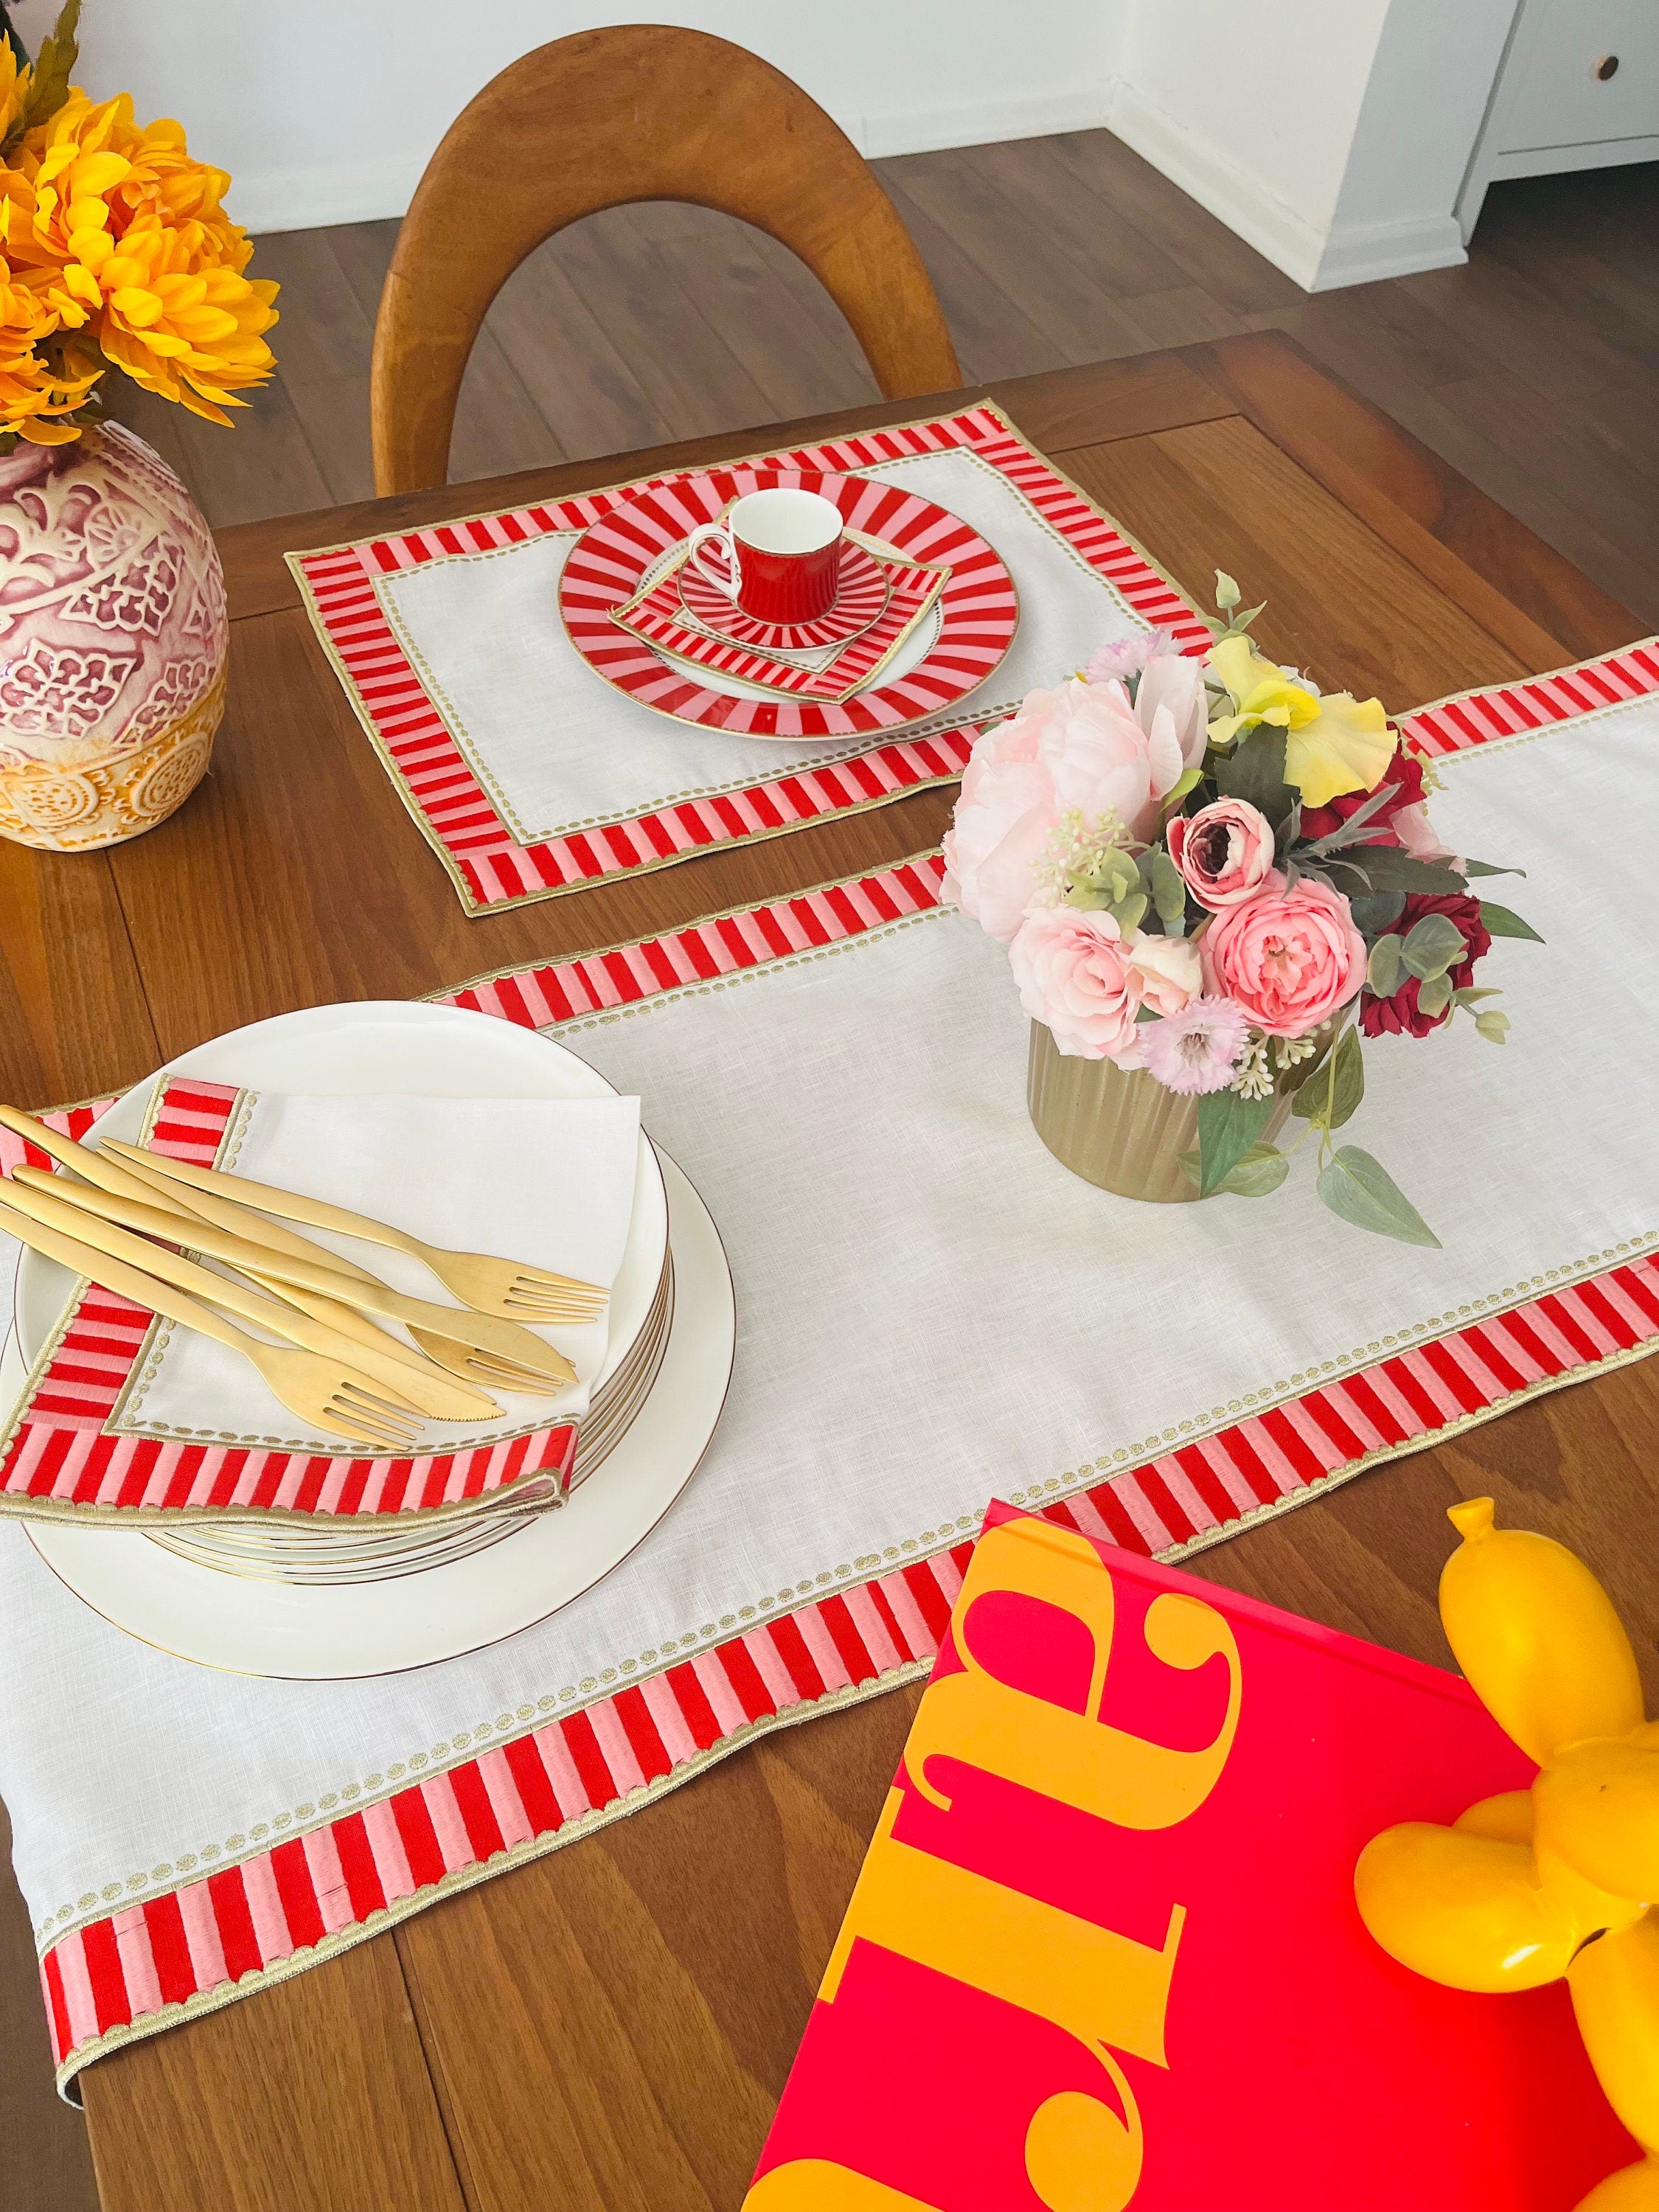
[5,639,1659,2094]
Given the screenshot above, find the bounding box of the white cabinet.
[1458,0,1658,239]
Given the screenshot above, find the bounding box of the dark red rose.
[1300,746,1425,846]
[1359,892,1491,1039]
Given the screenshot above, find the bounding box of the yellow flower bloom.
[1207,636,1396,808]
[0,86,277,434]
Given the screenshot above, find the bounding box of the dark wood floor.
[10,126,1658,2212]
[112,130,1659,630]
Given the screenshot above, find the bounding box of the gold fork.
[0,1196,425,1456]
[0,1105,551,1394]
[101,1139,609,1323]
[17,1170,577,1391]
[0,1175,498,1425]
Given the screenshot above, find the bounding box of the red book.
[744,1501,1632,2211]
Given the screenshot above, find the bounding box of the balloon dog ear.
[1439,1499,1644,1767]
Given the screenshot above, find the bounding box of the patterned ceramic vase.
[0,422,226,852]
[1027,1021,1295,1202]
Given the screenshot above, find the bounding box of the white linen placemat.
[7,645,1659,2090]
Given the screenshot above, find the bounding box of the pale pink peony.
[1034,677,1185,843]
[1166,796,1277,910]
[1200,874,1367,1039]
[1139,995,1252,1094]
[1011,909,1200,1060]
[941,710,1058,942]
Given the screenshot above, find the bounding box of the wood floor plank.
[81,1937,466,2212]
[1066,413,1530,705]
[953,132,1191,302]
[872,167,1069,384]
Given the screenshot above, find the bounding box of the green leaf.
[1366,934,1404,998]
[1315,1147,1441,1247]
[1230,600,1267,634]
[1475,1009,1511,1043]
[1215,725,1291,822]
[1298,782,1399,857]
[1479,900,1543,944]
[1217,1143,1289,1198]
[1108,891,1148,936]
[1416,973,1453,1019]
[1273,799,1302,863]
[1452,986,1503,1006]
[1461,858,1523,879]
[1178,1146,1200,1187]
[1326,848,1466,896]
[1399,911,1468,981]
[1214,569,1240,611]
[1348,888,1406,936]
[1196,1088,1273,1197]
[1159,765,1203,815]
[6,0,79,155]
[1293,1023,1364,1129]
[1150,847,1187,926]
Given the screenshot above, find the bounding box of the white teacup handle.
[684,521,740,599]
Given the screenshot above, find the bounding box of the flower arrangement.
[0,1,276,447]
[944,576,1541,1244]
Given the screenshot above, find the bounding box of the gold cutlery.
[13,1168,577,1390]
[1,1175,499,1425]
[100,1138,608,1322]
[0,1107,554,1394]
[91,1144,566,1396]
[0,1195,425,1455]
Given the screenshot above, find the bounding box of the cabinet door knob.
[1594,53,1620,80]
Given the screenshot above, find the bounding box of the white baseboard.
[234,88,1114,236]
[1109,80,1467,293]
[858,84,1113,161]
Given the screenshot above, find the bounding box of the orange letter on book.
[907,1516,1242,1830]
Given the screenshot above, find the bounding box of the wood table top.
[7,332,1648,2211]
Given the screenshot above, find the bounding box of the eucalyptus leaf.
[1150,847,1188,926]
[1452,986,1502,1006]
[1479,900,1544,944]
[1109,891,1149,935]
[1293,1024,1363,1129]
[1366,934,1404,998]
[1217,1144,1288,1198]
[1315,1147,1441,1247]
[1215,725,1291,821]
[1399,911,1467,981]
[1196,1088,1273,1197]
[1475,1009,1512,1043]
[1416,973,1454,1018]
[1347,889,1407,936]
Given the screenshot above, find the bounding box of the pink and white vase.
[0,422,226,852]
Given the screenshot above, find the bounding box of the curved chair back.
[371,26,963,493]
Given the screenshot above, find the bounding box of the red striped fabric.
[33,641,1659,2089]
[1,1078,576,1521]
[291,403,1212,915]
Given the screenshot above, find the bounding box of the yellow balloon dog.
[1355,1498,1659,2210]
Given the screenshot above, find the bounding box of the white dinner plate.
[15,1150,734,1675]
[15,998,667,1402]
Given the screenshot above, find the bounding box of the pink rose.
[1166,797,1277,911]
[1200,874,1366,1038]
[1011,909,1200,1060]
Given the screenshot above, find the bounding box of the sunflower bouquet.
[0,0,276,447]
[944,576,1542,1245]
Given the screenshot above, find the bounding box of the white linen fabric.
[52,1091,639,1451]
[378,447,1150,846]
[1,694,1656,1944]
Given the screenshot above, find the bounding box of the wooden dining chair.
[369,26,964,495]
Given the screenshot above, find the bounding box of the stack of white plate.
[9,1001,736,1678]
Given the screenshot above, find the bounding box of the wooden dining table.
[6,329,1654,2212]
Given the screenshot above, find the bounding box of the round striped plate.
[560,466,1018,741]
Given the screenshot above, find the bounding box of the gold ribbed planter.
[1026,1022,1292,1203]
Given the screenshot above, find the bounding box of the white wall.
[1110,0,1520,290]
[13,0,1125,237]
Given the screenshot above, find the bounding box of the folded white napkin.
[112,1090,641,1456]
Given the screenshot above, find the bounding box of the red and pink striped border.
[31,639,1659,2093]
[289,403,1208,914]
[1,1078,575,1523]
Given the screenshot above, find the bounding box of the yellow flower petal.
[1284,692,1397,807]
